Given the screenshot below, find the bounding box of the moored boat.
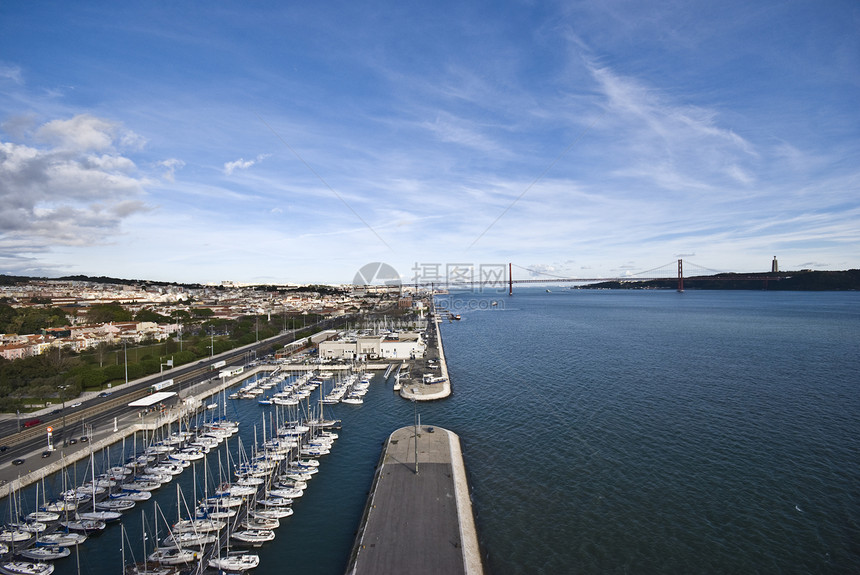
[208,552,259,572]
[0,562,54,575]
[230,528,275,547]
[17,546,70,561]
[36,532,87,547]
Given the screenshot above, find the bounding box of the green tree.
[135,308,170,323]
[87,303,133,324]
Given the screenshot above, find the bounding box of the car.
[68,439,77,445]
[0,446,7,452]
[41,451,52,458]
[97,391,112,397]
[70,402,82,408]
[79,436,89,443]
[23,418,41,428]
[12,458,24,465]
[50,408,62,414]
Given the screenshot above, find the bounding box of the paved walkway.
[347,425,483,575]
[400,306,452,401]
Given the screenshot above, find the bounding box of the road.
[0,316,349,482]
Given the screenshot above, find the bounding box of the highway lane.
[0,316,349,476]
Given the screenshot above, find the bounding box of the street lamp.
[160,357,174,380]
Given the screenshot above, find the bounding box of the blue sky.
[1,1,858,284]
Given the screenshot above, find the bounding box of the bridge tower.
[677,259,684,292]
[772,256,778,273]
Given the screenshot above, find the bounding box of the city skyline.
[1,1,858,284]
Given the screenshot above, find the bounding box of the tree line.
[0,310,322,413]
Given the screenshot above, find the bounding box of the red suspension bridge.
[417,259,791,294]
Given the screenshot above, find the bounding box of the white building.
[319,332,425,360]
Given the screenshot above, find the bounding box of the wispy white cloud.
[588,63,759,193]
[158,158,185,182]
[223,153,271,176]
[0,63,23,84]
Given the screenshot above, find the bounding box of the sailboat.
[207,515,259,572]
[230,528,275,547]
[17,546,70,561]
[35,531,86,547]
[147,500,201,567]
[0,562,54,575]
[208,552,260,573]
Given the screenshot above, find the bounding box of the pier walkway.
[346,425,483,575]
[399,301,452,401]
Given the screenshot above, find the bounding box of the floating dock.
[346,425,483,575]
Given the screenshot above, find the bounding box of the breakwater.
[346,425,482,575]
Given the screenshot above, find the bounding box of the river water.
[13,289,860,574]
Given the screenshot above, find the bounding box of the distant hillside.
[0,274,35,286]
[0,273,344,293]
[580,269,860,290]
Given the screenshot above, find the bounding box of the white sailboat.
[230,528,275,547]
[208,551,260,573]
[36,531,86,547]
[18,546,70,561]
[0,562,54,575]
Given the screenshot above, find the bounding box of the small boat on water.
[268,487,303,499]
[0,530,32,543]
[95,498,136,512]
[161,531,217,549]
[251,506,293,519]
[147,547,198,566]
[24,512,58,524]
[124,562,180,575]
[111,490,152,502]
[36,532,87,547]
[258,497,292,508]
[18,546,70,561]
[9,522,45,534]
[59,518,106,533]
[240,516,279,530]
[77,510,122,523]
[0,562,54,575]
[230,528,275,547]
[172,518,224,533]
[208,552,259,572]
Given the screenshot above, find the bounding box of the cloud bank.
[0,114,153,253]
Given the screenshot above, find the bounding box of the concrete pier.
[346,425,483,575]
[399,300,452,401]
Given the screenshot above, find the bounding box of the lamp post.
[160,357,174,380]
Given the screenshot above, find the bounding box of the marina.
[0,364,351,574]
[0,297,469,574]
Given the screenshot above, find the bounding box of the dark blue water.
[16,289,860,573]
